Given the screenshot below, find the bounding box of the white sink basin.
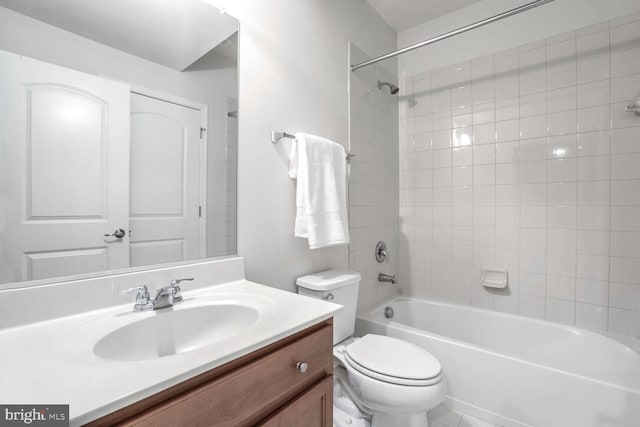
[93,303,260,361]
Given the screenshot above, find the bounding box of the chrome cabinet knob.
[296,362,309,373]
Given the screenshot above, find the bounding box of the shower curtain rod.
[351,0,555,71]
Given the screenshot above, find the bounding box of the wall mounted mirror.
[0,0,239,289]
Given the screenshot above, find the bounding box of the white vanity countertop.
[0,280,341,426]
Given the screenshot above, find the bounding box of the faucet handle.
[118,285,152,311]
[118,285,149,296]
[170,277,194,286]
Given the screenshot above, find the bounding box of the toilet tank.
[296,270,360,345]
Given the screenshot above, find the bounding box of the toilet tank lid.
[296,270,361,291]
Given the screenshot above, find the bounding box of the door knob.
[104,228,126,238]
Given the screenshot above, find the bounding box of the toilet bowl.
[334,335,446,427]
[296,270,446,427]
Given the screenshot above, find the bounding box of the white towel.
[289,133,350,249]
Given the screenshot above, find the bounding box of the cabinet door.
[258,376,332,427]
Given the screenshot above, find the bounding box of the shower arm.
[351,0,555,71]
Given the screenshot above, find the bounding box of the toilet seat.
[343,334,442,386]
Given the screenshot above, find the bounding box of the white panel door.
[129,93,202,267]
[0,50,130,283]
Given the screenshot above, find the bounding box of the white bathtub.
[355,297,640,427]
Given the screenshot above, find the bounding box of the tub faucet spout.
[378,273,397,284]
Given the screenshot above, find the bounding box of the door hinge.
[199,205,202,217]
[200,127,206,139]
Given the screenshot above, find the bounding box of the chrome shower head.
[377,80,399,95]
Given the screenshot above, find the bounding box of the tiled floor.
[428,404,500,427]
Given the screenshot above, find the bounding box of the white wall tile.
[609,307,640,336]
[576,279,609,305]
[577,254,610,280]
[521,92,547,117]
[473,144,496,165]
[609,282,640,310]
[547,252,577,277]
[577,230,610,256]
[494,53,519,100]
[520,47,547,95]
[521,138,547,161]
[473,123,496,145]
[610,256,640,284]
[612,180,640,205]
[547,39,577,90]
[611,21,640,50]
[612,46,640,77]
[546,298,575,324]
[521,161,548,184]
[548,205,577,229]
[399,17,640,338]
[577,130,610,157]
[549,159,578,182]
[611,127,640,154]
[452,107,472,128]
[548,86,578,115]
[612,102,640,129]
[548,110,577,136]
[496,98,519,121]
[496,141,521,164]
[473,102,495,125]
[496,119,520,142]
[577,205,610,230]
[578,156,611,181]
[473,164,495,185]
[611,73,640,103]
[549,182,578,205]
[521,115,547,139]
[496,185,521,207]
[549,134,578,158]
[578,105,611,132]
[577,80,611,108]
[611,206,640,231]
[576,302,608,330]
[519,294,546,318]
[452,166,472,186]
[612,153,640,180]
[578,181,610,205]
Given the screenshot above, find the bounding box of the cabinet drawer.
[258,376,332,427]
[121,324,333,427]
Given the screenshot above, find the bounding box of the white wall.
[223,0,397,292]
[0,6,237,259]
[398,0,640,78]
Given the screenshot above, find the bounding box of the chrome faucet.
[378,273,397,284]
[119,278,194,311]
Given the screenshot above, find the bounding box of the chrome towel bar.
[271,131,355,160]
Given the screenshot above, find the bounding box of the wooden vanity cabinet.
[86,320,333,427]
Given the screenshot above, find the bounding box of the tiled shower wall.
[349,44,400,311]
[398,14,640,337]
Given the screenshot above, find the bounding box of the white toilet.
[297,270,446,427]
